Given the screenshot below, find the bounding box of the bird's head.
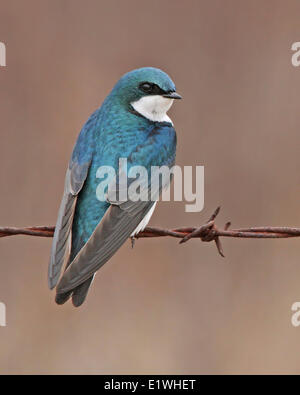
[111,67,182,123]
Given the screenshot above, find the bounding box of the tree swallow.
[48,67,182,306]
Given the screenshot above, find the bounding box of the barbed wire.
[1,207,300,257]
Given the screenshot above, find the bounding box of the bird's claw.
[130,236,136,249]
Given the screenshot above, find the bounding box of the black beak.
[163,91,182,100]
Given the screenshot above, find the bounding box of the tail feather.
[55,276,94,307]
[55,290,73,305]
[72,275,94,307]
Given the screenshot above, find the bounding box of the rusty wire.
[1,207,300,257]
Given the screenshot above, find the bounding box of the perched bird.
[48,67,181,306]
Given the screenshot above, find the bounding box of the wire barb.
[1,207,300,257]
[179,206,225,257]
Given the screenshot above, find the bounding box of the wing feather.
[48,161,91,289]
[56,200,154,294]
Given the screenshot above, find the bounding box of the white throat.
[131,95,174,124]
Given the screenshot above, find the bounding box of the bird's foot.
[130,236,136,249]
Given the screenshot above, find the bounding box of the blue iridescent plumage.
[49,67,180,306]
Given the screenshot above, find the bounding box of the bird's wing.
[48,163,91,289]
[48,111,97,289]
[56,199,155,294]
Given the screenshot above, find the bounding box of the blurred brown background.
[1,0,300,374]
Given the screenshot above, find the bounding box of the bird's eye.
[139,82,153,93]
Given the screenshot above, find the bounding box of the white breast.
[131,202,157,237]
[131,95,174,124]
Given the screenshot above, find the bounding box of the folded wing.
[48,161,91,289]
[56,198,155,294]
